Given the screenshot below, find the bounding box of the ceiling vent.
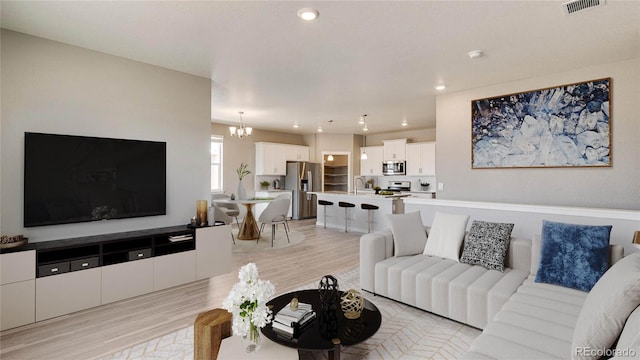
[563,0,606,15]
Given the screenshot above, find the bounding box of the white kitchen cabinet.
[256,142,287,175]
[406,142,436,176]
[285,145,310,162]
[36,268,101,321]
[383,139,407,161]
[360,146,383,175]
[1,250,36,330]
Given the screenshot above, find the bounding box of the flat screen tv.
[24,132,166,227]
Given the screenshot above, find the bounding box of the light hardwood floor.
[0,219,361,360]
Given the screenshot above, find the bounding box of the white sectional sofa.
[360,228,533,329]
[360,225,639,359]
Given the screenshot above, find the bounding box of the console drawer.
[38,262,70,277]
[128,248,151,261]
[70,257,100,271]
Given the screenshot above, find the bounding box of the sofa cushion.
[535,220,611,292]
[423,212,469,262]
[571,252,640,360]
[386,211,428,257]
[460,220,514,271]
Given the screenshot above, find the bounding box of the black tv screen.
[24,132,166,227]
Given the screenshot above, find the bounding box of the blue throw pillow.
[535,220,612,292]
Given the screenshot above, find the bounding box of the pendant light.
[361,134,368,160]
[327,120,334,162]
[229,111,252,139]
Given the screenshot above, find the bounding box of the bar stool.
[318,200,334,229]
[361,203,379,233]
[338,201,355,232]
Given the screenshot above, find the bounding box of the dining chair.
[258,197,291,246]
[211,194,240,227]
[211,205,235,244]
[274,192,292,232]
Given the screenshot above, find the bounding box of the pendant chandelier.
[229,111,252,138]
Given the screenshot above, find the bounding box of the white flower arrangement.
[222,263,275,341]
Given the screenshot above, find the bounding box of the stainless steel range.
[386,181,411,192]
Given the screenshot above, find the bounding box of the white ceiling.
[1,1,639,135]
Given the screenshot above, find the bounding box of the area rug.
[232,228,304,253]
[99,267,481,360]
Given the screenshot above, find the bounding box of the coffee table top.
[262,289,381,351]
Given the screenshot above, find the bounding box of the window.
[211,135,223,192]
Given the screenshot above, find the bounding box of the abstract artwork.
[471,78,611,169]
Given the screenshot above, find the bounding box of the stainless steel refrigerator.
[285,162,321,219]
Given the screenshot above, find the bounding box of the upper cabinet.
[406,142,436,176]
[382,138,407,161]
[360,146,383,176]
[285,145,310,162]
[255,142,287,175]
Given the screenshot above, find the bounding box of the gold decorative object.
[340,289,364,319]
[633,231,640,249]
[290,297,299,311]
[0,235,28,249]
[196,200,208,226]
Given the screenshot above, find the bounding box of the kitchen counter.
[311,192,405,233]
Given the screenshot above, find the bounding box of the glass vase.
[242,322,262,353]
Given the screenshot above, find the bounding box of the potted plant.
[420,180,430,191]
[259,180,270,190]
[373,186,381,195]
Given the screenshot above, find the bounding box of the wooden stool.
[318,200,334,229]
[338,202,355,232]
[361,203,379,233]
[194,308,232,360]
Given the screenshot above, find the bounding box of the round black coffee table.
[262,289,381,359]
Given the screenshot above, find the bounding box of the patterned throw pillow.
[460,220,515,271]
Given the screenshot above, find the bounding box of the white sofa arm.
[360,230,393,292]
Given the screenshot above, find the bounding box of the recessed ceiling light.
[297,8,319,21]
[468,50,483,59]
[435,85,446,91]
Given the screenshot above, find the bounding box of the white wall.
[435,58,640,210]
[1,30,212,241]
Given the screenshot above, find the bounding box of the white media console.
[0,224,231,331]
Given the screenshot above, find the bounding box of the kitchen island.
[311,192,406,233]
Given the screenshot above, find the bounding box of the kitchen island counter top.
[312,192,405,233]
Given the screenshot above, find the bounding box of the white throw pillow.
[386,211,428,257]
[571,252,640,360]
[423,212,469,262]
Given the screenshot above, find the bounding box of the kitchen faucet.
[354,177,365,195]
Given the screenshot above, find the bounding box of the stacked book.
[168,234,193,242]
[271,302,315,339]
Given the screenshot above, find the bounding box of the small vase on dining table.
[237,180,247,200]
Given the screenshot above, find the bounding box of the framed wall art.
[471,78,611,169]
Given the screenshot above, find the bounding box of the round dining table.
[215,198,273,240]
